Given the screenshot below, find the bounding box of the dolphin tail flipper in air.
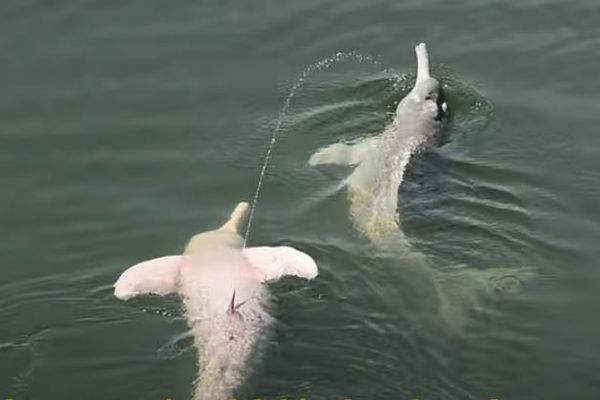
[433,265,538,335]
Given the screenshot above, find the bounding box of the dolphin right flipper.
[113,255,183,300]
[243,246,318,282]
[309,137,378,167]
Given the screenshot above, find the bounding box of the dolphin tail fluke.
[415,42,431,84]
[433,265,538,335]
[309,136,378,167]
[219,202,250,233]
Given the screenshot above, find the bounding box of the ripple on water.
[247,48,560,398]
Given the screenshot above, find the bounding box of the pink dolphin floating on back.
[114,202,318,399]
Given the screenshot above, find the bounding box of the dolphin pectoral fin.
[309,137,377,167]
[113,255,183,300]
[243,246,318,282]
[309,142,356,166]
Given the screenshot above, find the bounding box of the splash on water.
[243,51,382,245]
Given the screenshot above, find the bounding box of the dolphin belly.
[186,287,271,400]
[343,128,420,251]
[112,202,318,398]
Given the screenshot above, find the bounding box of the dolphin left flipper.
[114,255,183,300]
[309,136,378,167]
[243,246,318,282]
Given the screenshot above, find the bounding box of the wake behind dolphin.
[310,43,447,251]
[113,202,318,399]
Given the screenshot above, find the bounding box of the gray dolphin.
[113,202,318,399]
[309,44,536,334]
[310,43,448,250]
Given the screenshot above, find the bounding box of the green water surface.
[1,1,599,399]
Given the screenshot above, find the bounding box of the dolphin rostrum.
[113,202,318,399]
[309,43,448,250]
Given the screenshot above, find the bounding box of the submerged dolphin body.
[433,265,538,334]
[310,43,448,250]
[113,202,318,399]
[310,43,537,333]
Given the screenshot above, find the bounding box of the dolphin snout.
[415,42,431,83]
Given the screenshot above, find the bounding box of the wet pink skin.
[113,255,181,300]
[113,202,318,399]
